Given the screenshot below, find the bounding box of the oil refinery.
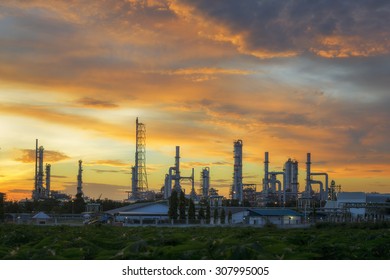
[10,117,385,227]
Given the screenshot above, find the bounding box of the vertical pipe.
[34,139,38,198]
[264,152,269,193]
[175,146,180,176]
[45,164,51,198]
[134,117,139,194]
[174,146,181,191]
[131,166,137,199]
[202,167,210,198]
[233,140,243,203]
[77,160,83,197]
[292,160,299,195]
[164,174,169,199]
[37,146,44,196]
[169,167,175,195]
[305,152,311,196]
[191,167,195,195]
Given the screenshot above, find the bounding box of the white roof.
[32,212,51,219]
[337,192,366,202]
[324,201,338,209]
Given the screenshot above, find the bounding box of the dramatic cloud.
[178,0,390,58]
[1,0,389,200]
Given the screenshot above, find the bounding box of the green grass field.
[0,223,389,259]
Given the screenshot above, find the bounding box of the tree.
[230,199,239,207]
[220,208,226,224]
[206,204,211,224]
[0,193,5,223]
[228,210,232,224]
[72,193,86,214]
[179,191,186,221]
[213,208,218,224]
[198,207,205,221]
[188,199,196,221]
[168,189,179,220]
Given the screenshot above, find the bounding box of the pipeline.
[311,173,329,200]
[310,180,323,200]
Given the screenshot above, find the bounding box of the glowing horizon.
[1,0,390,200]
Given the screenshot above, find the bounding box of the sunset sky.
[1,0,390,200]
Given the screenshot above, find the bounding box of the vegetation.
[0,222,389,260]
[188,199,196,220]
[0,193,5,223]
[198,207,205,221]
[206,204,211,224]
[168,190,178,220]
[213,208,218,224]
[178,191,186,220]
[228,210,232,224]
[220,208,226,224]
[3,198,130,214]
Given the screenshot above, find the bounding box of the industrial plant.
[1,117,389,226]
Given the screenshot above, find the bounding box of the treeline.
[2,195,130,215]
[168,189,232,224]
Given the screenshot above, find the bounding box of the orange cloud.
[15,149,70,163]
[87,160,129,167]
[0,103,132,141]
[76,97,118,109]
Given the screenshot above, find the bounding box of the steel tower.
[130,117,148,199]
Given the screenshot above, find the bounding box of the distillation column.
[37,145,44,196]
[305,152,312,198]
[291,160,299,195]
[174,146,181,192]
[77,160,83,197]
[45,164,51,197]
[33,139,46,200]
[201,167,210,199]
[232,140,243,203]
[263,152,269,194]
[284,158,299,197]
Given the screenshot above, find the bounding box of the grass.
[0,223,389,259]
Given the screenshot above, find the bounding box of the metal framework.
[130,118,148,200]
[163,146,195,199]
